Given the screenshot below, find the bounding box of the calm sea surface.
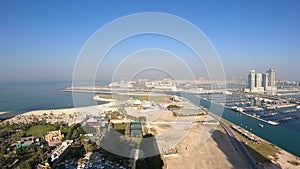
[182,93,300,158]
[0,82,299,157]
[0,82,104,118]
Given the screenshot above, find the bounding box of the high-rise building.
[265,68,277,94]
[248,70,256,90]
[266,68,276,87]
[246,68,277,95]
[255,73,262,88]
[262,73,269,89]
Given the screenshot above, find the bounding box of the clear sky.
[0,0,300,83]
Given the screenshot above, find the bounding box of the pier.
[230,125,261,144]
[197,90,300,126]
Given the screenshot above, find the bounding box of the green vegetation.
[242,139,279,163]
[167,104,181,110]
[97,93,171,103]
[81,126,97,133]
[221,119,232,127]
[0,121,89,169]
[64,123,85,140]
[138,95,170,103]
[17,146,49,169]
[173,112,205,117]
[24,124,56,137]
[105,110,123,119]
[221,119,279,163]
[126,115,138,121]
[0,121,52,169]
[287,160,300,166]
[137,116,146,122]
[143,127,157,135]
[113,123,129,135]
[59,123,98,166]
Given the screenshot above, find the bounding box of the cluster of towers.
[247,68,277,94]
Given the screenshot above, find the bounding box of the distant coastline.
[0,112,8,115]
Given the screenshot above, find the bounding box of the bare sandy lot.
[163,123,249,169]
[274,149,300,169]
[150,110,249,169]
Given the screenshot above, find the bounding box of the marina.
[1,83,300,158]
[183,92,300,158]
[196,91,300,126]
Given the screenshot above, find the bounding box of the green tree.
[19,161,32,169]
[0,154,7,167]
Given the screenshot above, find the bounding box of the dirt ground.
[273,150,300,169]
[151,111,249,169]
[162,123,249,169]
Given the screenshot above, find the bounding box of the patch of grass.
[244,143,273,163]
[25,124,56,137]
[167,104,181,110]
[81,126,97,133]
[61,126,71,134]
[232,126,279,163]
[143,126,157,135]
[113,123,129,135]
[221,119,233,127]
[174,112,205,117]
[97,93,170,103]
[135,138,143,149]
[221,119,279,163]
[230,127,279,163]
[287,160,300,166]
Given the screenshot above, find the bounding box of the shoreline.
[195,95,300,161]
[2,92,300,167]
[0,112,9,115]
[92,95,117,102]
[227,120,300,168]
[3,102,116,125]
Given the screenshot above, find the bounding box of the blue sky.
[0,0,300,83]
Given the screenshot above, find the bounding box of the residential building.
[247,68,277,94]
[15,137,45,149]
[45,130,64,143]
[248,70,256,90]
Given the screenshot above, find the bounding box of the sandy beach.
[4,102,117,125]
[2,96,300,169]
[0,112,8,115]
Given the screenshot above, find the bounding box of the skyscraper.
[266,68,276,87]
[262,73,269,89]
[246,68,276,94]
[256,73,262,88]
[248,70,256,90]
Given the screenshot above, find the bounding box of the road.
[204,109,259,169]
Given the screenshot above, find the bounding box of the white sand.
[0,112,9,115]
[19,102,115,116]
[4,102,117,125]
